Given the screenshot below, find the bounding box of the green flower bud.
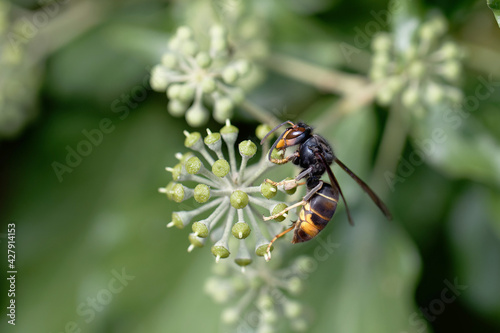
[270,148,284,160]
[372,53,390,68]
[230,190,249,209]
[201,78,216,94]
[260,181,277,199]
[370,66,386,81]
[294,256,316,272]
[171,163,183,180]
[441,60,461,82]
[255,124,272,141]
[284,300,302,319]
[232,222,251,239]
[163,181,176,200]
[255,243,273,257]
[210,25,227,38]
[231,275,247,291]
[401,87,419,108]
[182,41,199,56]
[167,99,188,117]
[195,51,212,68]
[221,308,240,324]
[171,183,186,203]
[239,140,257,157]
[262,310,277,324]
[408,60,425,79]
[221,120,239,136]
[234,241,252,267]
[188,233,205,248]
[185,156,202,174]
[211,244,230,261]
[271,203,288,222]
[228,87,245,104]
[213,97,234,123]
[257,294,274,310]
[212,159,230,177]
[161,53,177,69]
[419,23,435,41]
[439,41,460,59]
[177,152,194,163]
[284,177,297,195]
[150,65,169,91]
[386,76,404,94]
[234,59,251,76]
[287,276,303,294]
[376,88,394,106]
[372,33,392,52]
[167,84,182,99]
[211,38,228,53]
[168,37,180,51]
[192,221,210,237]
[404,45,418,61]
[428,16,447,36]
[425,81,444,104]
[184,131,202,149]
[257,324,274,333]
[222,67,238,84]
[169,211,191,229]
[178,84,195,102]
[234,257,252,267]
[194,184,210,203]
[186,104,209,127]
[176,26,193,40]
[204,131,222,150]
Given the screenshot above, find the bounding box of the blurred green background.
[1,0,500,332]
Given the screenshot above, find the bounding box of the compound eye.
[276,128,304,149]
[286,128,306,139]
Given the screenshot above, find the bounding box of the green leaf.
[411,104,500,187]
[487,0,500,28]
[447,186,500,324]
[308,209,425,333]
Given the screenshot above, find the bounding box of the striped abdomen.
[292,183,339,243]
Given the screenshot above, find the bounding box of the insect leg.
[269,151,299,165]
[263,200,307,221]
[265,224,295,261]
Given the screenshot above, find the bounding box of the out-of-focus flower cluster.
[0,2,42,138]
[205,256,313,333]
[173,0,270,60]
[370,14,464,116]
[150,25,253,127]
[159,121,296,267]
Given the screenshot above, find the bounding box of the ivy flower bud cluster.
[159,120,294,267]
[150,25,252,127]
[205,256,313,333]
[369,14,464,116]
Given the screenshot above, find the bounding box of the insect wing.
[334,157,392,220]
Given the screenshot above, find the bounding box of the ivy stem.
[239,100,281,128]
[263,53,369,95]
[371,102,409,199]
[312,82,381,133]
[29,1,106,64]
